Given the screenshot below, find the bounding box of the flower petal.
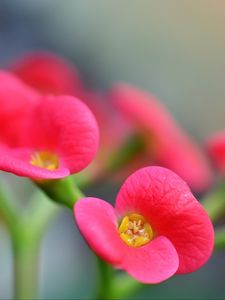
[12,51,84,96]
[115,166,214,274]
[122,236,179,284]
[0,146,69,179]
[74,198,124,264]
[0,71,39,146]
[23,95,99,175]
[110,83,212,192]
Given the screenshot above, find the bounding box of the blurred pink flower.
[110,83,212,192]
[11,51,84,97]
[12,51,129,145]
[10,52,128,176]
[207,131,225,174]
[75,167,214,283]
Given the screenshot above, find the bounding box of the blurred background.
[0,0,225,298]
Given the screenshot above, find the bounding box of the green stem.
[111,273,142,299]
[96,258,143,300]
[25,191,61,236]
[12,225,39,299]
[201,182,225,221]
[214,227,225,250]
[96,258,113,300]
[0,176,85,299]
[35,176,85,209]
[0,184,60,299]
[106,134,146,174]
[0,185,19,235]
[12,194,60,299]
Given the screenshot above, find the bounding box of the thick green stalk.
[106,134,146,174]
[12,225,39,299]
[12,195,59,299]
[96,258,113,300]
[0,183,60,299]
[96,257,143,300]
[0,186,19,236]
[0,176,86,299]
[35,176,84,209]
[214,227,225,250]
[201,182,225,221]
[111,273,142,299]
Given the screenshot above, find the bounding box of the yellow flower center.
[118,213,153,248]
[30,151,59,170]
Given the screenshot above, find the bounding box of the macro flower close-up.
[1,1,225,300]
[75,167,214,283]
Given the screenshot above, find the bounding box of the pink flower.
[207,131,225,174]
[11,51,84,96]
[110,83,212,192]
[0,72,99,179]
[74,167,214,284]
[10,53,132,179]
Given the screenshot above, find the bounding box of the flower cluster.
[8,52,213,190]
[0,51,216,287]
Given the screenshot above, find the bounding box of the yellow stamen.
[30,151,59,170]
[118,213,153,248]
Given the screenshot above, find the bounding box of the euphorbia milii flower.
[75,167,214,283]
[11,51,84,96]
[207,131,225,174]
[10,53,131,180]
[110,83,212,192]
[0,94,99,179]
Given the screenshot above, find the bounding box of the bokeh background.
[0,0,225,298]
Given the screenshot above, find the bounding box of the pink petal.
[115,166,214,274]
[207,131,225,174]
[122,236,179,284]
[11,51,84,97]
[0,146,69,179]
[110,83,212,192]
[0,71,39,146]
[23,95,99,175]
[74,198,124,264]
